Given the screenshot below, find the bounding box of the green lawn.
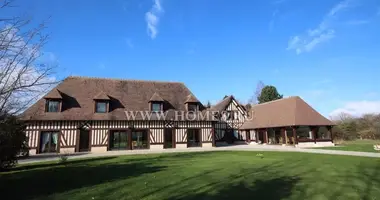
[315,140,380,153]
[1,151,380,200]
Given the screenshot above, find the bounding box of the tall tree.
[0,0,57,168]
[257,85,283,104]
[0,0,58,114]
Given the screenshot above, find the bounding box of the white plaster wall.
[248,141,258,145]
[202,142,213,148]
[150,144,164,150]
[29,149,37,155]
[176,143,187,149]
[91,146,108,153]
[60,147,76,154]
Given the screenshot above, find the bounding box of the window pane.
[50,132,58,152]
[48,101,59,112]
[152,103,161,112]
[226,111,234,120]
[188,104,197,111]
[39,132,59,153]
[317,127,331,139]
[297,126,312,139]
[96,102,107,113]
[132,131,148,149]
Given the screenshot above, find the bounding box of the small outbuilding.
[240,96,335,147]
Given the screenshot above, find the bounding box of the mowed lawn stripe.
[1,151,380,200]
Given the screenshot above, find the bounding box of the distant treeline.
[332,113,380,140]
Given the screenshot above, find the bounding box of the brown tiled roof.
[210,95,246,112]
[185,94,200,103]
[21,76,213,121]
[43,89,63,99]
[149,92,164,102]
[240,96,334,129]
[93,91,110,100]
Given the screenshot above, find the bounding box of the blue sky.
[4,0,380,118]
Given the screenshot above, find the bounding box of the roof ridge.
[252,96,299,107]
[67,76,184,84]
[211,95,231,107]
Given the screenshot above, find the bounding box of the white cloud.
[287,0,352,54]
[304,30,335,52]
[145,0,164,39]
[328,0,350,17]
[329,100,380,118]
[0,25,58,113]
[345,19,370,25]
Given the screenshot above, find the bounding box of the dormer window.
[95,101,108,113]
[93,91,110,113]
[151,102,163,112]
[187,103,199,112]
[45,99,61,112]
[149,92,164,112]
[185,94,200,112]
[43,89,63,113]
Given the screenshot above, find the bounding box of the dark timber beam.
[212,126,216,147]
[310,126,317,144]
[292,126,298,145]
[281,127,286,145]
[255,129,258,143]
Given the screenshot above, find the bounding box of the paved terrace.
[19,145,380,164]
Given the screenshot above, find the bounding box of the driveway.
[19,144,380,164]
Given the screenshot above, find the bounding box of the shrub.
[0,115,28,170]
[58,154,69,165]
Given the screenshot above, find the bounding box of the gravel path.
[19,144,380,164]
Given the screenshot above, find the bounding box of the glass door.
[187,129,201,147]
[132,130,148,149]
[110,131,128,150]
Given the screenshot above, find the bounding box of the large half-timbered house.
[21,77,336,155]
[20,76,216,155]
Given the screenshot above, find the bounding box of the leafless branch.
[248,80,265,105]
[0,1,58,115]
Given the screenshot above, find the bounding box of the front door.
[224,129,235,144]
[79,129,90,152]
[164,128,175,148]
[110,131,128,150]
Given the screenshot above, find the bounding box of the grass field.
[1,151,380,200]
[315,140,380,153]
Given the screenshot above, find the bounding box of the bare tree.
[0,0,58,114]
[248,80,265,105]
